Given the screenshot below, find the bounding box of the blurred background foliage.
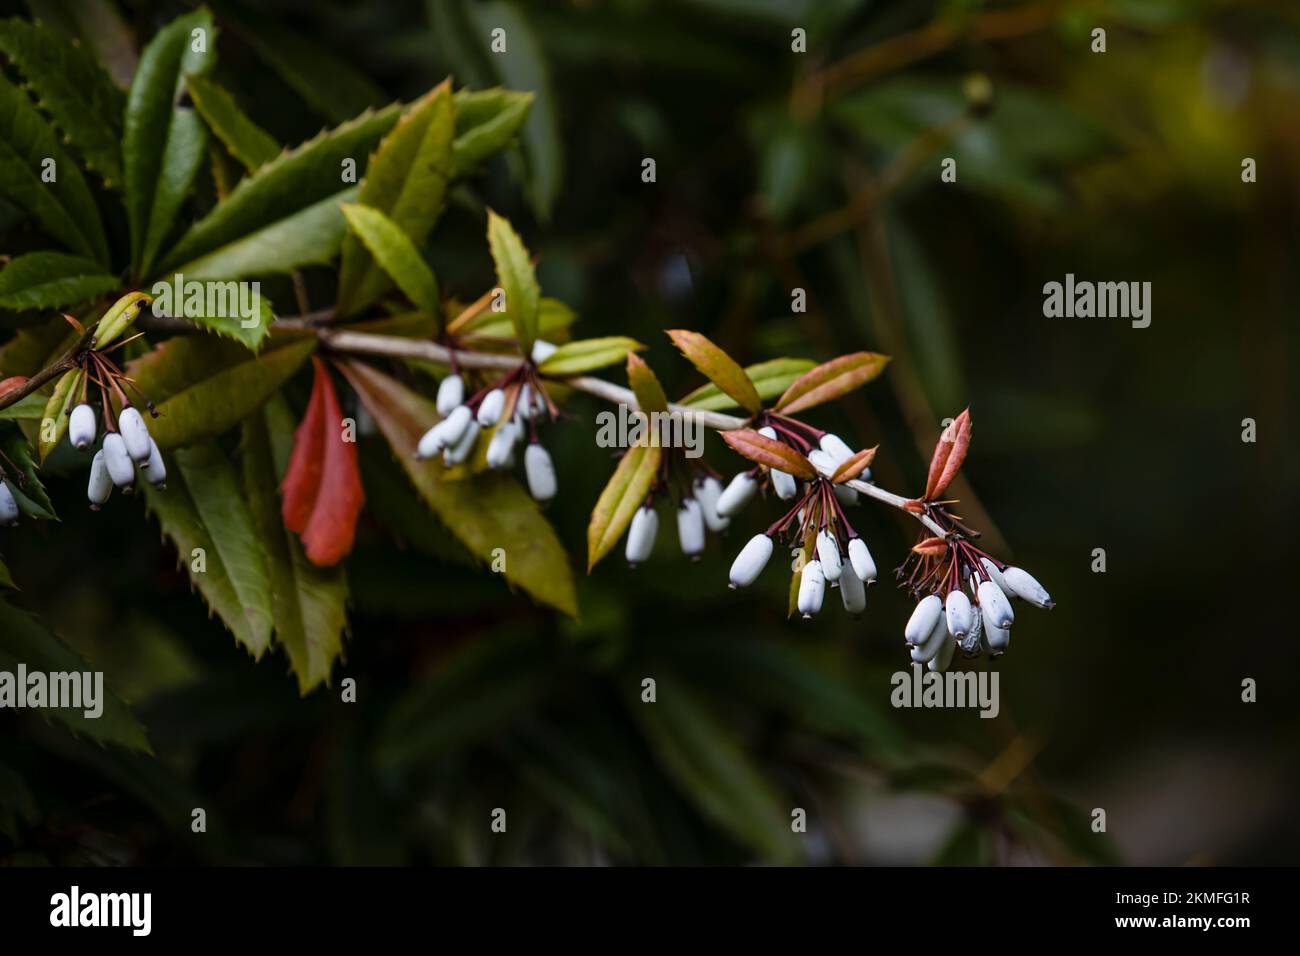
[1,0,1296,865]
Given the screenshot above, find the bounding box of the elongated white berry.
[443,420,479,466]
[677,498,705,558]
[910,615,947,663]
[834,483,859,506]
[796,559,825,618]
[476,388,506,427]
[839,565,866,614]
[141,438,167,487]
[977,579,1014,630]
[1000,566,1054,609]
[531,340,559,363]
[847,537,877,583]
[437,405,472,449]
[716,472,757,517]
[979,557,1009,595]
[518,384,545,419]
[984,617,1011,654]
[807,449,836,474]
[486,421,519,470]
[69,403,96,450]
[820,433,853,463]
[625,505,658,566]
[524,443,556,502]
[416,424,443,460]
[0,481,17,525]
[905,594,943,645]
[945,590,974,638]
[87,451,112,509]
[102,433,135,489]
[729,533,773,588]
[694,476,729,532]
[928,631,958,673]
[770,468,798,500]
[816,530,842,582]
[118,406,152,463]
[436,374,464,415]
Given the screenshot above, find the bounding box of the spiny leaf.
[678,357,815,412]
[0,596,150,751]
[0,73,108,263]
[340,204,440,315]
[830,445,878,483]
[0,251,117,311]
[149,277,274,351]
[0,430,55,519]
[587,443,661,572]
[452,87,532,177]
[337,81,454,317]
[486,210,540,353]
[142,443,273,657]
[122,334,315,449]
[123,8,216,277]
[242,396,348,693]
[158,103,401,279]
[337,359,576,616]
[924,407,971,500]
[720,427,816,480]
[775,351,890,415]
[37,366,78,461]
[184,73,280,171]
[0,17,125,185]
[666,329,762,415]
[537,336,643,376]
[626,352,668,414]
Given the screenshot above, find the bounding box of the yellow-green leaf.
[340,204,440,315]
[666,329,761,415]
[679,357,815,412]
[37,367,80,461]
[185,74,280,171]
[626,352,669,414]
[486,210,540,352]
[538,336,643,376]
[587,443,661,572]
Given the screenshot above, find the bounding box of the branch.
[0,324,95,411]
[316,327,947,537]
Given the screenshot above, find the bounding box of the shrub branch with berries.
[0,9,1052,695]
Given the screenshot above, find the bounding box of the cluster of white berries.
[624,473,730,566]
[903,561,1053,671]
[415,341,560,504]
[72,403,166,508]
[724,429,881,619]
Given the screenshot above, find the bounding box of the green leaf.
[1,430,55,519]
[241,398,348,693]
[679,357,815,412]
[22,0,137,87]
[451,87,533,177]
[122,334,315,449]
[486,210,540,353]
[629,677,797,863]
[0,251,117,311]
[0,17,125,185]
[123,8,216,277]
[184,74,280,171]
[158,103,400,280]
[0,393,46,421]
[340,204,440,315]
[150,278,275,351]
[0,73,109,263]
[37,366,79,461]
[336,81,454,317]
[142,443,273,657]
[626,352,668,414]
[0,596,150,751]
[774,351,890,414]
[586,443,660,572]
[457,295,574,341]
[666,329,762,415]
[0,312,77,377]
[337,359,577,616]
[537,336,643,376]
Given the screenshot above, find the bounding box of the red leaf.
[720,428,817,480]
[912,536,948,556]
[774,352,889,415]
[924,408,971,500]
[0,376,29,403]
[281,357,329,533]
[830,445,877,483]
[282,357,365,567]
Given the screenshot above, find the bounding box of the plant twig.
[0,325,95,411]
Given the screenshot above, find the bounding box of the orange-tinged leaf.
[586,443,662,571]
[774,352,890,415]
[830,445,878,483]
[720,428,816,480]
[626,353,668,414]
[924,408,971,500]
[299,360,365,567]
[666,329,761,415]
[281,356,329,533]
[912,536,948,556]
